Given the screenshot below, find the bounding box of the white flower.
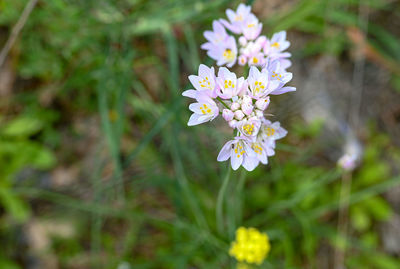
[207,36,238,68]
[217,137,259,171]
[258,120,287,150]
[216,67,245,99]
[247,66,280,98]
[241,14,263,41]
[187,93,219,126]
[264,31,290,56]
[239,118,261,137]
[201,20,229,49]
[183,64,217,99]
[220,4,252,34]
[250,139,269,165]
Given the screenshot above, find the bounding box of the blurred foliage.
[0,0,399,268]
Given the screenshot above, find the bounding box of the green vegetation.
[0,0,399,268]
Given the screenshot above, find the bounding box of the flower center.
[266,127,275,136]
[199,76,212,89]
[252,143,263,155]
[271,42,280,48]
[200,104,212,114]
[271,71,282,81]
[223,49,235,61]
[234,143,245,158]
[253,81,265,93]
[224,79,235,89]
[243,123,255,135]
[235,14,243,21]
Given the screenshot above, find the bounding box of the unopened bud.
[229,119,238,128]
[222,109,234,121]
[238,55,247,66]
[242,95,252,105]
[241,102,254,116]
[255,97,270,110]
[239,36,247,47]
[255,109,264,118]
[231,102,240,111]
[234,110,245,120]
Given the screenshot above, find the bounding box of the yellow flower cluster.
[229,227,270,265]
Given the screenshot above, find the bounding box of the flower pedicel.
[183,4,295,171]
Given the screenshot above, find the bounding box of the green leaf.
[31,146,57,170]
[392,75,400,93]
[1,117,43,137]
[351,205,371,232]
[364,196,392,221]
[0,187,30,222]
[0,258,20,269]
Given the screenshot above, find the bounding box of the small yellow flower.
[229,227,270,265]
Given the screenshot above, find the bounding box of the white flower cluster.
[202,4,291,69]
[182,4,296,171]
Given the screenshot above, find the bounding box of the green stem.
[216,166,231,234]
[235,170,247,225]
[216,97,230,109]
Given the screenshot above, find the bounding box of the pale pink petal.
[230,149,243,170]
[242,156,259,171]
[270,86,296,95]
[182,89,197,98]
[217,141,233,162]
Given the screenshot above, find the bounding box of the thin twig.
[0,0,38,68]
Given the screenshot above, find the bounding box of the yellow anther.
[223,49,235,61]
[266,127,275,136]
[271,42,280,48]
[235,15,243,21]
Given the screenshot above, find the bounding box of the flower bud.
[255,97,270,110]
[239,36,247,47]
[248,116,259,121]
[242,95,252,105]
[234,110,245,120]
[222,109,234,121]
[255,109,264,118]
[238,55,247,66]
[229,119,238,128]
[241,102,254,116]
[231,102,240,111]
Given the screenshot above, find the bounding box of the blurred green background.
[0,0,400,268]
